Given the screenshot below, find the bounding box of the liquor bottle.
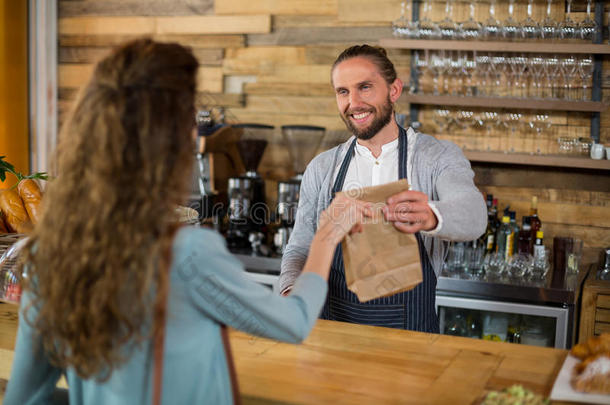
[529,196,542,250]
[496,216,514,261]
[491,198,500,229]
[509,211,519,256]
[517,216,532,255]
[533,230,545,260]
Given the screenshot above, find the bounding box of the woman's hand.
[298,195,373,285]
[316,194,373,246]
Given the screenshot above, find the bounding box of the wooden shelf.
[380,38,610,54]
[401,94,607,112]
[464,150,610,170]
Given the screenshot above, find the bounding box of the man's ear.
[389,78,403,103]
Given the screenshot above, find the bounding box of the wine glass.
[393,1,419,39]
[579,0,598,42]
[520,0,540,41]
[559,56,578,100]
[543,56,560,99]
[540,0,558,41]
[577,56,594,101]
[418,0,441,39]
[504,111,523,153]
[527,55,545,99]
[474,53,491,96]
[502,0,521,41]
[438,0,459,40]
[508,55,527,98]
[482,0,502,40]
[558,0,579,42]
[532,113,551,154]
[459,2,482,40]
[463,52,477,96]
[430,50,449,95]
[481,111,499,151]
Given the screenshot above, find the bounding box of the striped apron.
[321,126,439,332]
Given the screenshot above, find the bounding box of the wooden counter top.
[0,304,578,404]
[230,319,575,405]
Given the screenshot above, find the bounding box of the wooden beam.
[226,109,345,130]
[59,64,223,93]
[337,0,400,22]
[196,92,244,108]
[155,15,271,34]
[256,64,332,84]
[244,82,334,97]
[214,0,337,16]
[60,15,271,36]
[59,17,156,35]
[248,26,392,46]
[56,47,229,67]
[477,185,610,207]
[59,0,214,17]
[59,34,245,48]
[244,95,338,115]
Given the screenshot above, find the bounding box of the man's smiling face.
[332,56,396,140]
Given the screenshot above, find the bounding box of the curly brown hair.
[19,38,198,380]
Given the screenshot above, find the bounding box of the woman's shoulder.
[172,226,227,260]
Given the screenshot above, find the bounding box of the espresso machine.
[273,125,326,254]
[226,124,273,252]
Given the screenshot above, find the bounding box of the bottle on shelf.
[509,211,519,256]
[517,216,532,255]
[529,196,542,248]
[480,194,497,254]
[597,248,610,281]
[496,216,514,261]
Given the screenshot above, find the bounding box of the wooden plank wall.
[57,0,609,267]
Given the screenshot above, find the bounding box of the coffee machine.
[226,124,273,252]
[273,125,326,254]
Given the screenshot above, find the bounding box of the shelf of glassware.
[464,150,610,170]
[401,94,607,113]
[379,38,610,55]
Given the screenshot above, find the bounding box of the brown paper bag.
[339,179,423,302]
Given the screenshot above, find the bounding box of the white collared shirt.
[332,127,443,235]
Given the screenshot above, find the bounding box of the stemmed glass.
[418,0,441,39]
[474,53,491,96]
[438,0,459,40]
[459,2,482,40]
[392,2,410,38]
[509,55,527,98]
[463,52,477,96]
[540,0,557,41]
[502,0,521,41]
[560,56,578,100]
[579,0,598,42]
[431,51,449,95]
[578,56,594,101]
[520,0,540,40]
[504,112,523,153]
[542,56,560,99]
[532,113,551,154]
[481,111,499,151]
[527,55,545,99]
[558,0,579,41]
[482,0,502,40]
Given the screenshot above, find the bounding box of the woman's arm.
[4,292,63,405]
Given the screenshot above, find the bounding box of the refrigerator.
[436,276,577,349]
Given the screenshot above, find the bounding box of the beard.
[340,96,394,141]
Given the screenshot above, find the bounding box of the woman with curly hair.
[5,39,370,404]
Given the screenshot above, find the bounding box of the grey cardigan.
[279,130,487,293]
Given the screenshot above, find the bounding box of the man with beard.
[279,45,487,332]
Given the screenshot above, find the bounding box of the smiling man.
[279,45,487,332]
